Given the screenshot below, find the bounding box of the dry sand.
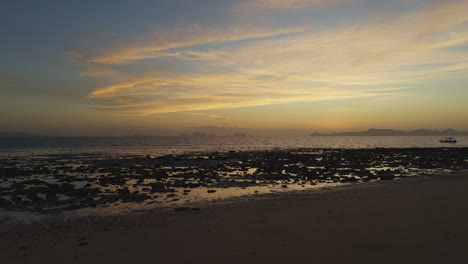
[2,173,468,264]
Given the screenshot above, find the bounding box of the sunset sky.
[1,0,468,136]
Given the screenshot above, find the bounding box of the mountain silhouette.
[311,128,468,136]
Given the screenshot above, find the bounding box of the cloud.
[74,25,309,65]
[89,76,401,115]
[180,112,225,120]
[236,0,349,11]
[75,0,468,116]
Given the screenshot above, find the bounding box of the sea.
[1,135,468,156]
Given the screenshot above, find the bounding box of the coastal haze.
[2,1,468,264]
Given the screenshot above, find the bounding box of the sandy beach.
[1,173,468,264]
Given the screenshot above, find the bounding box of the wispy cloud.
[89,75,402,115]
[180,112,225,120]
[73,26,309,65]
[236,0,349,11]
[75,0,468,116]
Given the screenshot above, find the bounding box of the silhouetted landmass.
[0,132,47,138]
[178,132,217,137]
[311,128,468,136]
[191,126,309,136]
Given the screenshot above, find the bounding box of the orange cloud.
[77,0,468,116]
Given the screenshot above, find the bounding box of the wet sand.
[2,173,468,264]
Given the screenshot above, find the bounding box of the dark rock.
[46,192,58,201]
[0,198,11,206]
[380,175,395,180]
[12,196,22,202]
[174,207,190,212]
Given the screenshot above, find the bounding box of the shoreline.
[0,170,448,228]
[0,174,397,228]
[2,172,468,263]
[2,147,467,218]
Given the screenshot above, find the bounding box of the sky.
[1,0,468,136]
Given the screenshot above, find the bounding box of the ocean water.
[1,136,467,155]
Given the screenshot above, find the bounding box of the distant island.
[177,132,248,137]
[311,128,468,136]
[1,128,467,138]
[0,132,47,138]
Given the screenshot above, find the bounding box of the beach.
[4,0,468,262]
[2,173,468,264]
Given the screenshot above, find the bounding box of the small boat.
[440,137,457,143]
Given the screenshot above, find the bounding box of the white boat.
[440,137,457,143]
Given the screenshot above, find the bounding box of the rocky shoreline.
[1,148,467,217]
